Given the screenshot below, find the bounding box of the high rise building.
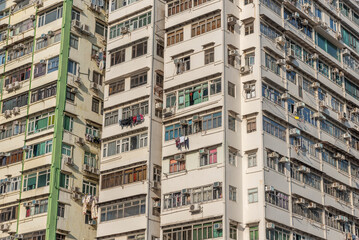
[96,0,164,239]
[99,0,359,240]
[0,0,106,238]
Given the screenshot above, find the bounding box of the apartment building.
[96,0,164,239]
[0,0,106,238]
[95,0,359,240]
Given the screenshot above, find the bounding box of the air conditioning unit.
[279,156,290,163]
[0,125,5,132]
[192,114,201,122]
[240,65,250,75]
[163,107,174,117]
[182,188,190,195]
[13,81,20,90]
[295,198,306,205]
[352,108,359,115]
[180,119,188,125]
[17,43,25,49]
[76,137,85,146]
[265,185,275,192]
[331,182,340,188]
[313,112,325,120]
[276,59,286,66]
[189,204,201,213]
[298,165,310,173]
[320,21,328,30]
[314,16,321,24]
[302,3,311,10]
[153,201,161,208]
[281,92,289,99]
[338,185,347,191]
[90,82,99,90]
[343,132,351,139]
[83,164,91,172]
[268,152,279,158]
[311,82,320,88]
[199,148,209,155]
[295,102,305,109]
[213,223,223,230]
[243,83,251,91]
[266,222,275,229]
[334,153,345,159]
[32,200,39,205]
[72,186,81,193]
[81,24,91,35]
[314,143,323,149]
[4,110,12,118]
[47,30,54,36]
[71,19,82,29]
[319,100,328,109]
[336,215,348,222]
[289,128,301,136]
[275,36,286,46]
[89,220,97,226]
[336,32,342,41]
[6,83,13,92]
[0,223,10,231]
[152,181,160,190]
[229,50,238,57]
[286,49,295,59]
[227,16,237,25]
[71,192,82,201]
[213,182,221,188]
[301,19,309,26]
[174,154,185,161]
[155,102,163,110]
[12,107,20,115]
[285,64,294,72]
[40,33,47,39]
[339,112,348,122]
[63,156,73,166]
[311,53,319,60]
[23,145,31,152]
[121,26,129,34]
[342,49,350,56]
[308,202,316,208]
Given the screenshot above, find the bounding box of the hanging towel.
[83,195,91,214]
[91,196,98,219]
[180,136,185,143]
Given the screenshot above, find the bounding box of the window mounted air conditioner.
[266,222,275,229]
[189,204,201,213]
[289,128,301,136]
[342,49,350,56]
[121,26,129,34]
[163,107,174,117]
[301,19,308,26]
[281,92,289,99]
[4,110,12,118]
[213,223,223,230]
[174,154,185,161]
[279,156,290,163]
[285,64,294,72]
[63,156,73,166]
[298,165,310,173]
[155,102,163,110]
[343,132,351,139]
[227,16,237,25]
[213,182,221,188]
[275,36,285,46]
[313,112,325,120]
[268,152,279,158]
[5,83,13,92]
[295,102,305,109]
[12,107,20,115]
[199,149,209,155]
[90,82,99,90]
[47,30,54,36]
[295,198,306,204]
[276,59,286,66]
[182,188,190,195]
[311,82,320,88]
[192,114,201,122]
[308,202,316,208]
[265,186,275,192]
[180,119,188,125]
[76,137,85,146]
[314,143,323,149]
[240,65,250,75]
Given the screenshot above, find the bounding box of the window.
[228,48,236,67]
[169,159,186,173]
[132,41,147,58]
[68,60,78,75]
[93,71,103,85]
[59,173,69,189]
[248,188,258,203]
[84,152,98,168]
[202,112,222,131]
[191,14,221,37]
[66,87,75,102]
[167,0,192,16]
[175,56,190,74]
[265,189,289,210]
[250,226,259,240]
[130,72,147,88]
[265,53,280,75]
[82,180,97,195]
[229,186,237,201]
[23,169,51,191]
[34,63,46,78]
[0,149,23,167]
[101,165,147,189]
[57,203,65,217]
[167,28,183,46]
[157,42,164,57]
[247,118,256,133]
[245,52,255,66]
[248,153,257,168]
[228,82,235,97]
[95,21,106,36]
[105,110,118,126]
[7,41,33,62]
[109,11,151,39]
[210,79,221,95]
[245,0,253,4]
[230,224,237,240]
[163,220,223,239]
[48,56,59,73]
[245,83,256,99]
[63,115,74,132]
[100,196,146,222]
[229,150,237,166]
[245,23,254,35]
[153,166,161,182]
[30,83,56,103]
[263,116,286,141]
[70,34,78,49]
[2,93,28,112]
[102,132,147,157]
[205,48,214,64]
[25,141,52,159]
[229,115,236,131]
[28,112,55,134]
[92,98,100,113]
[200,148,217,166]
[109,80,125,95]
[110,48,125,66]
[0,206,18,223]
[38,6,63,27]
[25,199,48,217]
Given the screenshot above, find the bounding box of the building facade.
[99,0,359,240]
[0,0,106,238]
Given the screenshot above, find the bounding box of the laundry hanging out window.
[178,83,208,109]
